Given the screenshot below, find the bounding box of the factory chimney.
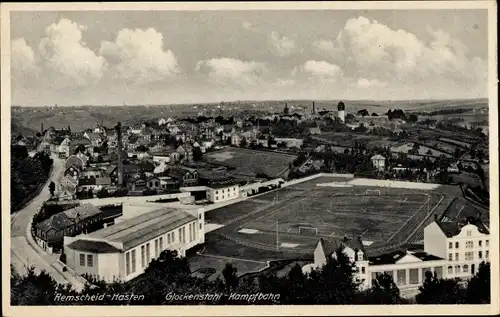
[115,122,124,187]
[41,122,44,134]
[312,102,316,115]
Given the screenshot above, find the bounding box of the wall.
[207,185,240,203]
[424,222,448,259]
[98,253,121,283]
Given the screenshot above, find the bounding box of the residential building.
[34,204,103,254]
[424,217,490,277]
[371,154,386,172]
[306,217,490,294]
[63,207,205,282]
[206,183,240,203]
[167,167,199,187]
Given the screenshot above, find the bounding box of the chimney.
[116,122,124,187]
[312,102,316,115]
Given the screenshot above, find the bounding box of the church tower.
[337,101,346,122]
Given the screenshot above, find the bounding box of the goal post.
[298,226,319,235]
[365,189,381,196]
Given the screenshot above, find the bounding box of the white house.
[63,207,205,282]
[371,154,386,172]
[158,118,167,126]
[307,218,490,294]
[424,218,490,278]
[206,184,240,203]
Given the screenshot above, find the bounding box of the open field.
[317,132,396,148]
[204,147,297,178]
[204,177,462,260]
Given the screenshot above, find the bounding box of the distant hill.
[11,98,489,133]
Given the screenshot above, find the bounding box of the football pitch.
[206,179,447,254]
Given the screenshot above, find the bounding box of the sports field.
[205,177,450,255]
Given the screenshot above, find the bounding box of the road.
[10,156,69,284]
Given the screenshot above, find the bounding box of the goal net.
[298,227,319,235]
[365,189,381,196]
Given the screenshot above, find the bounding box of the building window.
[178,228,182,244]
[146,243,151,264]
[215,196,218,201]
[409,269,419,284]
[155,239,159,258]
[80,254,85,266]
[447,266,453,275]
[465,252,474,261]
[131,250,136,273]
[167,233,171,244]
[159,237,164,251]
[479,240,482,247]
[141,245,146,267]
[361,267,365,274]
[87,254,93,267]
[467,230,472,236]
[397,270,406,285]
[486,240,489,247]
[183,227,186,243]
[449,242,453,249]
[455,242,459,248]
[478,251,482,259]
[200,223,202,230]
[215,190,218,194]
[448,253,453,261]
[126,252,130,275]
[455,265,461,273]
[486,251,489,259]
[455,253,459,261]
[466,241,473,248]
[463,265,469,273]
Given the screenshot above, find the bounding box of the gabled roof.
[318,237,367,260]
[368,250,442,265]
[36,212,74,232]
[67,240,120,253]
[105,164,117,175]
[436,218,489,237]
[371,154,386,160]
[70,138,91,146]
[87,207,196,250]
[64,204,102,220]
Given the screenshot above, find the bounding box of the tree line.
[11,249,490,305]
[11,146,53,213]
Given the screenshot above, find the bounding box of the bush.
[113,188,129,197]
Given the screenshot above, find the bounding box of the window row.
[448,250,489,261]
[449,239,489,249]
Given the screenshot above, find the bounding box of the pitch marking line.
[196,252,267,264]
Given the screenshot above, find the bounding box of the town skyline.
[11,9,488,107]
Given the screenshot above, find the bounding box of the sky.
[10,9,489,106]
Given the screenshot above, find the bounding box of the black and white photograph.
[1,1,498,316]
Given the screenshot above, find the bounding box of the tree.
[357,109,369,117]
[357,273,404,304]
[407,114,418,123]
[49,181,56,197]
[193,146,203,161]
[466,262,490,304]
[222,263,238,291]
[239,137,248,148]
[416,271,466,304]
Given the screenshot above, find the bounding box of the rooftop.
[66,239,120,253]
[87,207,196,250]
[368,250,443,266]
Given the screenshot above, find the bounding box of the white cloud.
[38,19,107,88]
[99,28,179,85]
[11,38,40,83]
[242,20,257,31]
[300,60,343,79]
[312,39,338,55]
[325,16,486,85]
[357,78,387,88]
[195,58,267,85]
[269,31,296,57]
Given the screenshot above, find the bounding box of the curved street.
[10,156,71,285]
